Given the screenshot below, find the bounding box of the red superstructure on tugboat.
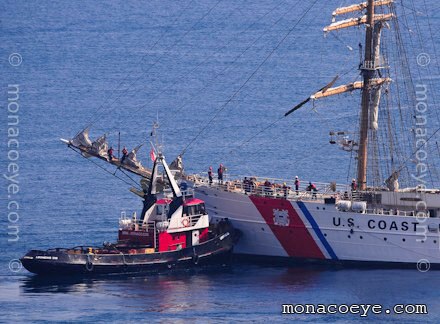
[21,154,239,276]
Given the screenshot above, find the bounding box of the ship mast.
[358,0,375,190]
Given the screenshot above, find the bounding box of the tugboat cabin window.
[184,203,206,216]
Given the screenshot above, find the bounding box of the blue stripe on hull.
[297,201,338,260]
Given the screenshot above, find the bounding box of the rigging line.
[76,0,196,135]
[68,146,141,189]
[394,125,440,176]
[172,0,293,116]
[180,0,319,156]
[118,168,144,188]
[218,67,358,163]
[84,0,223,131]
[400,1,440,184]
[119,0,289,125]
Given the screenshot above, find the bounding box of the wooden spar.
[312,82,363,99]
[332,0,393,16]
[324,13,393,32]
[311,78,391,99]
[358,0,375,190]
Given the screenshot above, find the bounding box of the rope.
[68,146,141,189]
[124,0,289,124]
[180,0,320,156]
[80,0,222,132]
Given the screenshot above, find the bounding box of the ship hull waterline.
[197,186,440,269]
[21,231,237,276]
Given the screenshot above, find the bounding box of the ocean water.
[1,0,440,322]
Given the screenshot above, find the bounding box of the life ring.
[181,217,190,227]
[85,261,94,272]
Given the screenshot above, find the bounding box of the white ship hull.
[195,185,440,268]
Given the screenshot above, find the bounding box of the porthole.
[317,207,319,210]
[324,233,327,237]
[434,240,437,244]
[323,207,326,210]
[360,236,363,239]
[384,237,387,241]
[402,238,406,242]
[348,235,351,238]
[261,227,265,231]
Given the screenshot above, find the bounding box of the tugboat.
[21,154,239,276]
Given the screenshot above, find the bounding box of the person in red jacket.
[218,164,225,184]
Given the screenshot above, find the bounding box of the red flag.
[150,148,156,162]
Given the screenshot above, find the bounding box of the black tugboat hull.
[21,230,238,276]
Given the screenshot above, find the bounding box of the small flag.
[150,148,156,162]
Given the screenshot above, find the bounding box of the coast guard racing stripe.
[249,196,325,259]
[297,201,338,260]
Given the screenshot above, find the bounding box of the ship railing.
[119,211,156,231]
[163,187,194,199]
[186,213,203,227]
[364,208,430,218]
[193,172,350,201]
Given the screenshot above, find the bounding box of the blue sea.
[1,0,440,322]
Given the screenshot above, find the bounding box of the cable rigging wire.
[80,0,223,132]
[68,146,141,189]
[119,0,290,128]
[179,0,320,157]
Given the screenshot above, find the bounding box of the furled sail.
[369,87,382,130]
[332,0,394,17]
[310,78,391,100]
[324,13,394,32]
[373,21,384,68]
[71,127,92,148]
[124,144,143,169]
[170,155,184,175]
[90,134,108,156]
[385,171,399,192]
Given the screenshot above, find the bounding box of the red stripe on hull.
[249,196,325,259]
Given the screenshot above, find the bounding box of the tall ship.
[192,0,440,269]
[56,0,439,269]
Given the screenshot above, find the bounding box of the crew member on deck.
[121,146,128,164]
[351,178,357,191]
[294,176,300,195]
[208,166,213,185]
[108,147,114,161]
[243,177,251,194]
[263,179,273,196]
[218,164,225,184]
[307,181,317,200]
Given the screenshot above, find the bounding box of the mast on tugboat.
[358,0,375,190]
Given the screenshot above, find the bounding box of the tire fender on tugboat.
[85,254,94,272]
[192,247,199,265]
